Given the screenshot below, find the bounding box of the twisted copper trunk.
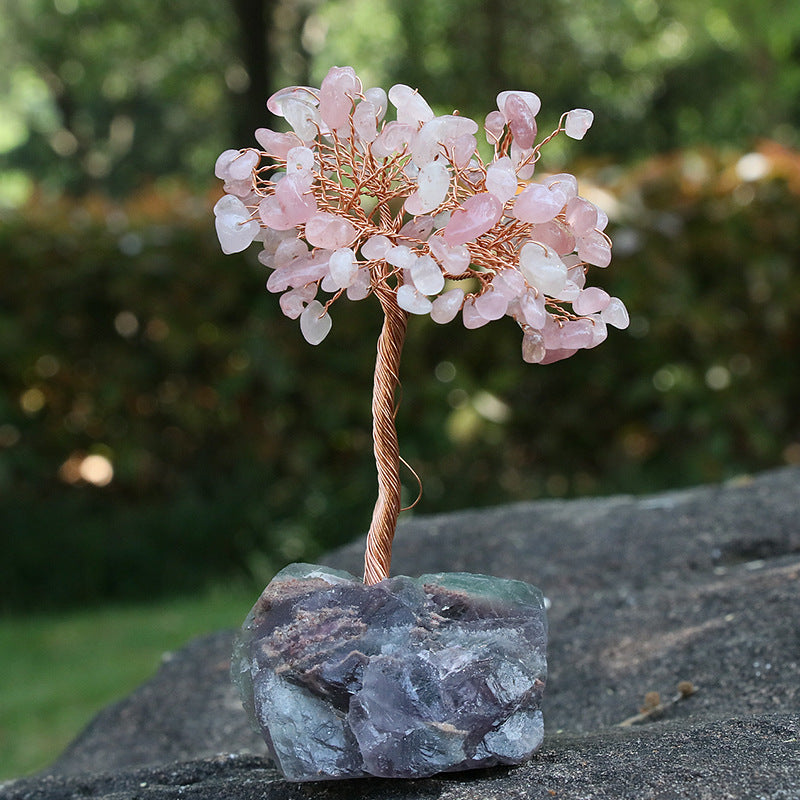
[363,281,409,585]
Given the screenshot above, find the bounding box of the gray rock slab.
[3,467,799,798]
[4,716,798,800]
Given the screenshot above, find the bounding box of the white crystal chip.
[519,243,568,296]
[408,161,451,214]
[328,247,358,289]
[430,288,464,324]
[485,157,518,203]
[299,300,332,345]
[213,195,259,255]
[410,254,445,296]
[564,109,594,140]
[388,83,435,125]
[397,284,433,315]
[601,296,630,329]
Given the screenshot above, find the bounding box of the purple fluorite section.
[231,564,548,781]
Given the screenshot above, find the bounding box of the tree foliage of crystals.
[215,68,626,371]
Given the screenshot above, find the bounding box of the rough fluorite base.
[231,564,548,781]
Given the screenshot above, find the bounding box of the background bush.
[2,142,799,611]
[2,0,799,611]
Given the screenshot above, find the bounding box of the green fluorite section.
[232,563,548,781]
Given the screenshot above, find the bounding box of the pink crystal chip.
[305,212,357,250]
[443,193,503,247]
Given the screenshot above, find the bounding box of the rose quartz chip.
[329,247,358,289]
[267,252,330,292]
[450,134,477,169]
[411,255,444,295]
[258,188,317,231]
[279,285,317,319]
[539,347,578,365]
[519,290,546,328]
[363,87,388,121]
[545,174,579,206]
[214,149,239,180]
[305,212,357,249]
[502,93,537,150]
[522,331,546,364]
[412,116,478,166]
[388,84,434,125]
[214,195,259,254]
[282,97,322,141]
[528,221,575,256]
[565,197,598,237]
[462,297,490,329]
[411,161,450,214]
[586,316,608,348]
[485,157,518,203]
[353,101,379,143]
[274,237,309,268]
[443,193,502,246]
[222,178,256,201]
[577,231,612,268]
[519,243,568,296]
[386,245,416,269]
[319,66,361,130]
[564,109,594,140]
[361,235,392,261]
[346,268,372,301]
[286,146,316,187]
[430,288,464,324]
[493,268,526,300]
[573,286,611,316]
[215,149,259,182]
[484,111,505,142]
[255,129,303,159]
[497,90,541,118]
[428,235,470,273]
[372,122,417,159]
[513,183,564,224]
[267,86,318,117]
[300,299,332,345]
[511,142,536,180]
[475,289,508,321]
[555,279,581,302]
[258,228,297,268]
[399,216,434,243]
[397,284,432,315]
[258,176,317,230]
[600,297,630,329]
[558,318,594,349]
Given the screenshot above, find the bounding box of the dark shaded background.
[2,0,799,611]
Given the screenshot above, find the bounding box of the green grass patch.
[0,582,259,781]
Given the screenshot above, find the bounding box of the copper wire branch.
[363,276,409,585]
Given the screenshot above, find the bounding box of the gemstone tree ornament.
[215,66,628,781]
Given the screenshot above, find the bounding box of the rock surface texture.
[3,467,799,799]
[231,566,548,780]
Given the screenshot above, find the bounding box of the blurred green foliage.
[2,143,799,611]
[2,0,800,198]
